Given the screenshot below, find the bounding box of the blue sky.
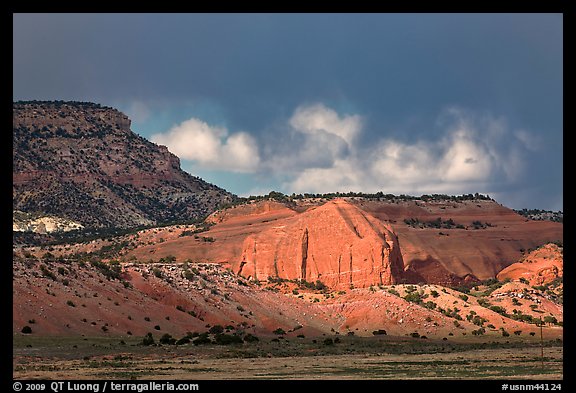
[13,13,563,210]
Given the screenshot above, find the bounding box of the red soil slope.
[13,257,562,340]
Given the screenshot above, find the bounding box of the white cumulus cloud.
[289,103,362,146]
[149,104,537,201]
[282,105,533,197]
[151,118,260,173]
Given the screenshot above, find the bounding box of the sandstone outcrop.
[232,199,405,290]
[496,243,563,286]
[12,210,84,233]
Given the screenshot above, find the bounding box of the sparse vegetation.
[273,328,287,336]
[208,325,224,335]
[141,333,155,346]
[243,334,259,343]
[159,334,176,345]
[214,333,243,345]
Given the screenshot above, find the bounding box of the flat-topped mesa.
[233,199,405,290]
[13,101,233,229]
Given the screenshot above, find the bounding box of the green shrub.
[141,333,155,346]
[543,316,558,325]
[423,301,437,310]
[323,338,334,345]
[273,328,286,335]
[159,334,176,345]
[243,333,259,343]
[372,329,387,335]
[193,333,212,345]
[471,328,485,336]
[215,333,243,345]
[176,337,190,345]
[40,265,57,281]
[403,292,422,304]
[477,298,491,307]
[21,326,32,334]
[209,325,224,334]
[489,305,507,315]
[66,300,76,307]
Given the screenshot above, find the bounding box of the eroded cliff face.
[234,199,405,290]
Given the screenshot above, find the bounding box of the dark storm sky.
[13,13,563,210]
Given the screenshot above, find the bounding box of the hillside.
[122,197,562,287]
[350,198,562,284]
[13,249,562,340]
[13,101,234,230]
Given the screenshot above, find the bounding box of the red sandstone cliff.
[232,199,405,290]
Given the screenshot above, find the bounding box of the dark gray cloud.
[13,13,563,210]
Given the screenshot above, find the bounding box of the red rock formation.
[232,199,405,290]
[497,243,563,286]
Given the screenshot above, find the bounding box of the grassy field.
[13,334,563,380]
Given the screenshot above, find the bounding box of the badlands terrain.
[13,196,563,379]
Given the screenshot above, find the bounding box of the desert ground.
[13,335,562,380]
